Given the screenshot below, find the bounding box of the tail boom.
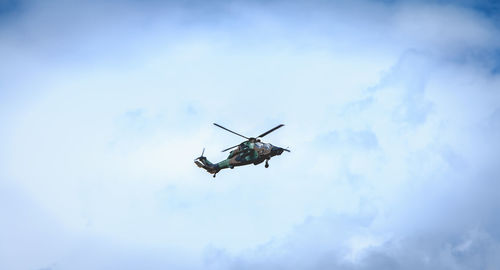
[194,156,220,175]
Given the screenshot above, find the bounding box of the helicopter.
[194,123,290,177]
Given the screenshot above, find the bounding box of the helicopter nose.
[271,146,284,156]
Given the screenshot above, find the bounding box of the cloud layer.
[1,0,499,269]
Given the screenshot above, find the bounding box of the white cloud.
[1,0,499,269]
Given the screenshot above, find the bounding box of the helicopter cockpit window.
[254,142,272,154]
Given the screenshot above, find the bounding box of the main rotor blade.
[221,144,240,152]
[257,124,284,138]
[213,123,249,139]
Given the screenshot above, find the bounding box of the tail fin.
[194,148,219,174]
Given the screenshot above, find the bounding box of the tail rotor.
[194,148,219,175]
[194,148,205,161]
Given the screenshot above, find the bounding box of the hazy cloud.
[1,0,499,269]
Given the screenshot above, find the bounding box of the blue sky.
[1,0,500,269]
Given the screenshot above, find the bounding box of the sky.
[1,0,500,269]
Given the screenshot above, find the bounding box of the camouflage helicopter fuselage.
[194,141,287,177]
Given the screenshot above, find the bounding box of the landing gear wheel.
[213,173,216,178]
[265,160,269,168]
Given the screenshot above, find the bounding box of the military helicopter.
[194,123,290,177]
